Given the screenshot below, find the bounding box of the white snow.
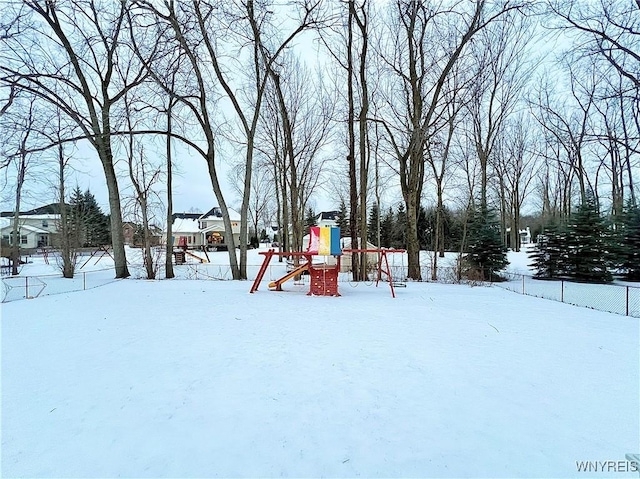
[2,252,638,477]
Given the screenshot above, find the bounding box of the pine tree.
[380,207,394,248]
[367,203,380,246]
[464,206,509,280]
[529,223,568,279]
[82,190,110,247]
[564,194,613,283]
[619,202,640,280]
[68,188,110,248]
[417,206,429,250]
[303,207,316,237]
[391,203,407,249]
[336,200,349,237]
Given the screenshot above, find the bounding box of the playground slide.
[268,263,309,290]
[184,250,208,263]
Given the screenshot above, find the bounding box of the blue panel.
[330,227,342,255]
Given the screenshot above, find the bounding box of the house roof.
[171,218,200,234]
[317,211,340,221]
[199,207,241,222]
[171,207,241,233]
[171,212,201,222]
[0,219,49,234]
[1,203,68,217]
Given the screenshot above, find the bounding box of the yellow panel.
[319,227,331,255]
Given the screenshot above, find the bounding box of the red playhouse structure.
[249,226,406,297]
[250,226,342,296]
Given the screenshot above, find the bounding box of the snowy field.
[2,267,639,477]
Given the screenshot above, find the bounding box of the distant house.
[506,226,532,248]
[316,211,340,228]
[123,222,136,245]
[0,204,63,249]
[520,227,532,245]
[169,207,243,250]
[122,221,163,247]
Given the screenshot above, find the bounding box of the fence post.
[522,274,525,294]
[25,276,28,299]
[83,271,87,291]
[561,280,564,303]
[627,286,630,317]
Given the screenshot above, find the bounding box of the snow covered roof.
[171,218,200,234]
[0,213,59,220]
[0,220,49,234]
[200,207,241,222]
[171,207,241,234]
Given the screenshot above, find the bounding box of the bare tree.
[132,0,322,279]
[258,55,336,257]
[122,92,163,280]
[530,62,600,208]
[0,0,159,278]
[5,101,36,275]
[546,0,640,206]
[376,1,522,279]
[493,115,538,251]
[547,1,640,90]
[466,9,535,211]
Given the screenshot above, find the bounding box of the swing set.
[343,248,406,298]
[249,226,406,298]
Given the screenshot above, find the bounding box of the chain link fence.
[1,269,121,302]
[495,272,640,318]
[3,255,639,318]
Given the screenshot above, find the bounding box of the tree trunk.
[347,3,360,280]
[405,192,421,280]
[11,155,25,276]
[165,97,175,279]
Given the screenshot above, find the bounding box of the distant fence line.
[2,261,639,318]
[0,261,457,302]
[492,272,640,318]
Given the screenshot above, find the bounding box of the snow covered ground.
[2,260,639,477]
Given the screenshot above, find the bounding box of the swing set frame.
[343,248,406,298]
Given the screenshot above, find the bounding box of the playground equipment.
[173,236,208,264]
[269,263,309,291]
[251,226,342,296]
[250,226,407,298]
[342,248,406,298]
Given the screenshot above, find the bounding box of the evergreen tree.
[68,188,110,248]
[564,194,613,283]
[421,206,465,253]
[303,207,316,237]
[336,200,349,237]
[82,190,110,246]
[367,203,380,246]
[464,206,509,280]
[68,187,87,247]
[417,206,429,250]
[380,207,394,248]
[391,203,407,249]
[619,202,640,280]
[528,223,568,279]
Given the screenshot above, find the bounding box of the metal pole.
[25,276,28,299]
[522,274,525,294]
[83,271,86,291]
[627,286,630,317]
[561,280,564,303]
